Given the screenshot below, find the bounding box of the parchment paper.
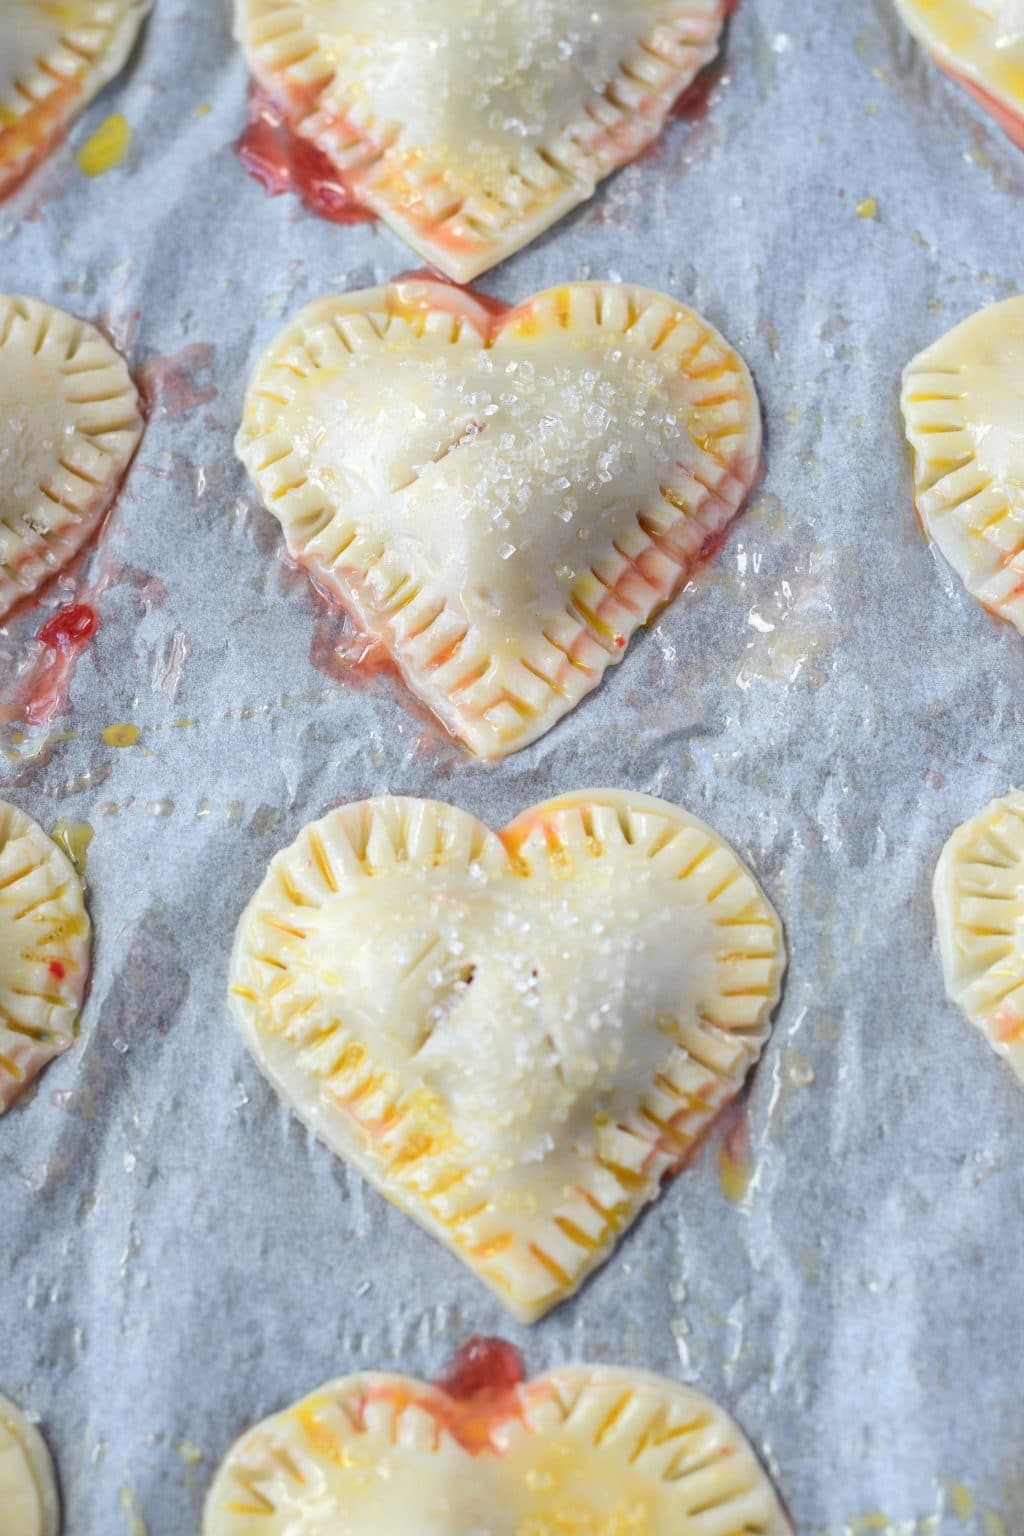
[2,1,1023,1531]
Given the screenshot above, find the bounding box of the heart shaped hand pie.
[229,790,785,1321]
[895,0,1024,149]
[0,295,144,620]
[0,0,149,198]
[935,789,1024,1087]
[234,1,727,280]
[0,1390,59,1536]
[204,1360,790,1536]
[237,280,761,759]
[902,296,1024,639]
[0,799,90,1114]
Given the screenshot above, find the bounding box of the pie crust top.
[229,790,786,1322]
[0,1391,60,1536]
[203,1362,791,1536]
[0,798,91,1114]
[237,279,761,759]
[0,295,144,621]
[901,295,1024,639]
[934,788,1024,1086]
[234,0,728,280]
[0,0,149,198]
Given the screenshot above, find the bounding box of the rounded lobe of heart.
[0,1,150,198]
[894,0,1024,141]
[203,1363,791,1536]
[934,788,1024,1086]
[901,295,1024,637]
[234,0,727,280]
[0,798,91,1114]
[0,295,145,620]
[229,790,785,1321]
[237,280,761,759]
[0,1392,60,1536]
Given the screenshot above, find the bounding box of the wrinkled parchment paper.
[2,1,1023,1530]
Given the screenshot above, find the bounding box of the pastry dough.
[234,0,728,280]
[0,0,150,198]
[204,1362,790,1536]
[237,279,761,759]
[895,0,1024,147]
[901,296,1024,638]
[229,790,786,1322]
[0,1391,60,1536]
[0,799,90,1114]
[934,789,1024,1086]
[0,294,144,621]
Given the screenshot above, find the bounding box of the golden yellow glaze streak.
[717,1143,752,1204]
[77,114,131,176]
[102,722,139,747]
[51,820,93,877]
[120,1485,149,1536]
[948,1481,974,1520]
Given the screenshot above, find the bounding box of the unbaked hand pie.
[0,1390,60,1536]
[895,0,1024,147]
[234,1,729,280]
[0,295,144,621]
[237,279,761,759]
[229,790,785,1321]
[0,799,90,1114]
[934,789,1024,1086]
[901,296,1024,638]
[0,0,149,198]
[203,1356,791,1535]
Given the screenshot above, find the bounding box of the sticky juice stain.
[102,722,139,748]
[717,1103,752,1203]
[78,113,131,176]
[51,820,94,876]
[855,196,878,219]
[948,1482,974,1520]
[119,1486,148,1536]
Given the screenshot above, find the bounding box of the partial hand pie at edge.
[0,798,91,1114]
[203,1362,792,1535]
[228,789,786,1322]
[237,279,761,760]
[234,0,728,281]
[934,788,1024,1087]
[0,1390,60,1536]
[0,294,144,621]
[0,0,150,198]
[901,294,1024,639]
[894,0,1024,149]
